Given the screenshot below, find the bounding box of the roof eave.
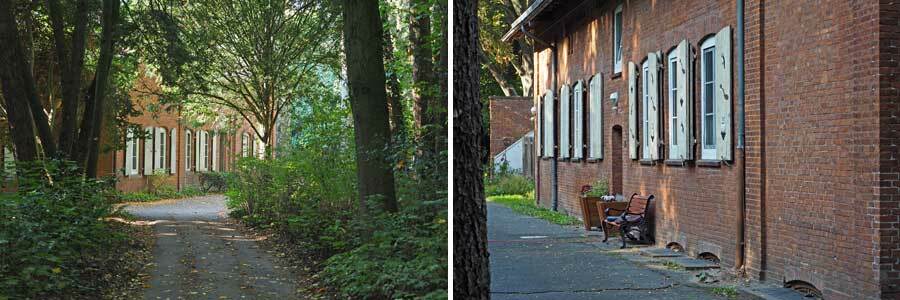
[501,0,555,43]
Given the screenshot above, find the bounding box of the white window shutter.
[195,130,201,171]
[201,131,208,171]
[647,52,660,160]
[589,74,603,159]
[143,127,153,175]
[170,129,177,174]
[536,96,542,157]
[715,26,733,161]
[628,61,638,159]
[676,40,693,160]
[158,128,167,171]
[559,84,570,158]
[543,91,555,157]
[573,80,584,159]
[125,130,134,176]
[212,133,219,171]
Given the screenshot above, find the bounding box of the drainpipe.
[519,25,559,211]
[735,0,747,273]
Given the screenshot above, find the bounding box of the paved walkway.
[488,202,747,300]
[124,195,298,300]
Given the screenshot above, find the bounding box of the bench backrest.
[626,193,653,215]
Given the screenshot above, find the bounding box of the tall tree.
[0,0,122,171]
[138,0,337,158]
[454,0,490,297]
[343,0,398,212]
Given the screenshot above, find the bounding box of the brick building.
[489,96,533,158]
[503,0,900,298]
[101,73,266,192]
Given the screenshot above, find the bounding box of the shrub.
[198,171,229,192]
[321,210,448,299]
[583,178,610,197]
[485,174,534,196]
[0,160,124,298]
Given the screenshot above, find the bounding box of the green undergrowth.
[116,186,206,203]
[0,160,152,299]
[487,194,580,226]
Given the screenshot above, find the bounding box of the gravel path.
[123,195,298,300]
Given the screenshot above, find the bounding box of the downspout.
[520,25,560,211]
[735,0,747,272]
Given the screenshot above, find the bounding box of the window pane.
[705,114,714,147]
[704,83,714,114]
[614,12,622,61]
[704,49,714,82]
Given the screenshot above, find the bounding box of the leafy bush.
[321,210,447,300]
[198,171,230,192]
[116,185,208,203]
[0,160,125,298]
[583,178,610,197]
[485,174,534,196]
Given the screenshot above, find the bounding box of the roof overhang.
[500,0,558,43]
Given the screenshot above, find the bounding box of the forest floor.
[487,202,772,300]
[122,195,302,299]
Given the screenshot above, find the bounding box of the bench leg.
[601,223,609,242]
[620,226,627,249]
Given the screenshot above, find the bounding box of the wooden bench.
[601,193,654,248]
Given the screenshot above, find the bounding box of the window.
[667,52,679,156]
[542,92,555,157]
[641,61,650,159]
[613,4,623,74]
[185,130,193,171]
[588,74,603,159]
[169,128,177,174]
[572,80,584,159]
[559,84,570,159]
[125,129,139,176]
[700,38,716,160]
[241,133,249,157]
[157,128,166,172]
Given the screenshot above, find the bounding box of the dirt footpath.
[123,195,299,300]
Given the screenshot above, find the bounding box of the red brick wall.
[489,96,533,158]
[530,0,893,298]
[742,1,882,298]
[533,0,741,270]
[877,1,900,298]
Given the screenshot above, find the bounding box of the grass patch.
[116,186,207,203]
[487,194,580,226]
[711,286,739,299]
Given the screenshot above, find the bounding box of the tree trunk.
[48,0,89,158]
[383,29,405,138]
[0,0,40,161]
[478,46,519,97]
[84,0,120,177]
[343,0,398,213]
[453,0,490,298]
[433,0,448,185]
[409,0,436,134]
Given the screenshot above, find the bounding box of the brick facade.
[489,96,533,158]
[96,72,263,193]
[517,0,900,298]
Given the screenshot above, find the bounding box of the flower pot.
[580,195,603,230]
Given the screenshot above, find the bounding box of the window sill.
[697,160,722,167]
[639,159,657,166]
[611,71,622,79]
[586,158,602,163]
[664,159,688,166]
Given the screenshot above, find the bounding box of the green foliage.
[116,185,207,203]
[322,211,447,300]
[487,194,581,226]
[198,171,229,192]
[711,286,739,299]
[0,161,122,298]
[583,179,610,197]
[485,174,534,197]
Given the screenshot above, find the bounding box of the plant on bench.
[602,193,654,248]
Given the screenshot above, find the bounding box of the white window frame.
[700,38,716,160]
[185,130,193,171]
[613,4,624,74]
[667,52,679,156]
[241,133,249,157]
[641,60,650,160]
[157,127,166,172]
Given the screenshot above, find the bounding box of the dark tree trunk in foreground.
[0,0,39,161]
[454,0,490,298]
[343,0,398,212]
[83,0,120,177]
